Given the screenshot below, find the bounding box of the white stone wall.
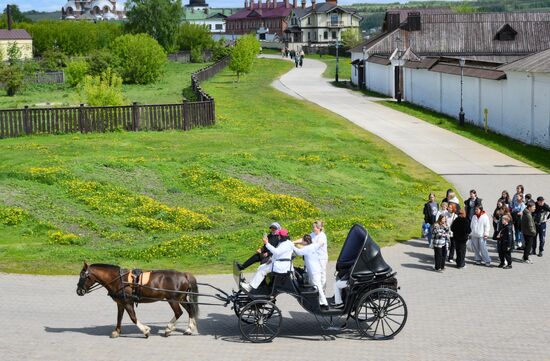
[358,61,550,148]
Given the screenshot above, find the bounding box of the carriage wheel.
[233,292,276,324]
[355,288,407,340]
[239,300,282,343]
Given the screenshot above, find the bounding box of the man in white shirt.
[241,229,294,291]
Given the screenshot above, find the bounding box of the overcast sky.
[1,0,417,12]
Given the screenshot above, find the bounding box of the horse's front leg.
[111,303,124,338]
[164,301,183,337]
[124,303,150,338]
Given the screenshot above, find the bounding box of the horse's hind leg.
[181,302,198,335]
[164,301,183,337]
[124,303,151,338]
[111,303,124,338]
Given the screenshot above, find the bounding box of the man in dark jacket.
[464,189,482,221]
[534,196,550,257]
[521,202,537,263]
[423,193,438,247]
[495,215,514,269]
[238,222,282,270]
[451,209,470,269]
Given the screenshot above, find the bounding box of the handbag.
[466,238,473,253]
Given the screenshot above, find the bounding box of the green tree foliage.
[79,68,125,106]
[6,41,22,65]
[86,49,115,76]
[66,59,90,87]
[19,21,122,56]
[212,39,232,61]
[0,45,24,96]
[125,0,183,51]
[40,48,68,70]
[341,28,363,49]
[0,4,31,27]
[176,23,214,52]
[110,33,167,85]
[229,34,260,81]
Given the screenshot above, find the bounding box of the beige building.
[0,29,33,61]
[286,0,361,46]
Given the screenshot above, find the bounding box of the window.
[331,13,338,25]
[332,31,337,39]
[215,24,223,30]
[308,32,311,40]
[307,17,311,25]
[259,33,266,40]
[324,31,328,40]
[494,24,517,41]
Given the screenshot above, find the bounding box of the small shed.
[0,29,33,61]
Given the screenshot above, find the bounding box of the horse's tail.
[187,273,199,318]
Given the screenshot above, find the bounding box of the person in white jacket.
[470,205,492,266]
[241,229,294,291]
[293,234,328,309]
[310,220,328,290]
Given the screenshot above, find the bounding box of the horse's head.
[76,262,95,296]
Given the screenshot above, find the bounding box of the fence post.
[211,99,216,123]
[132,102,140,131]
[183,101,190,131]
[78,103,85,133]
[23,105,31,135]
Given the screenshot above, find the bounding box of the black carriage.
[231,224,408,342]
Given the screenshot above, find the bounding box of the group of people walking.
[282,47,305,68]
[423,186,549,271]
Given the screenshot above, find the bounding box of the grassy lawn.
[0,58,452,275]
[310,54,352,80]
[382,101,550,173]
[0,62,207,109]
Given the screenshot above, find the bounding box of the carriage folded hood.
[336,224,392,276]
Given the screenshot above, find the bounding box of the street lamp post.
[459,57,465,126]
[393,37,404,103]
[335,40,340,83]
[362,45,367,90]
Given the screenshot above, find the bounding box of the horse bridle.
[77,268,131,296]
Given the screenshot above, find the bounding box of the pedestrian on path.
[498,190,512,209]
[470,205,492,266]
[423,193,438,247]
[465,190,482,221]
[451,209,470,268]
[511,193,526,249]
[521,201,537,263]
[534,196,549,257]
[432,215,451,271]
[446,204,458,263]
[511,185,525,209]
[495,215,514,269]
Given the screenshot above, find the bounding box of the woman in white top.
[310,220,328,290]
[293,234,328,308]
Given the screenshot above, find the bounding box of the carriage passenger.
[240,229,294,292]
[310,220,328,291]
[237,222,282,271]
[292,234,329,309]
[331,265,351,309]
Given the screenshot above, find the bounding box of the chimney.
[301,0,306,9]
[250,0,254,9]
[285,0,289,9]
[326,0,338,4]
[258,0,262,8]
[273,0,277,8]
[7,4,12,31]
[293,0,297,8]
[312,0,317,10]
[244,0,248,9]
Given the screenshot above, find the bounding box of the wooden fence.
[0,57,229,139]
[25,71,65,84]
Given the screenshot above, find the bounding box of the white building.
[182,0,236,34]
[62,0,126,20]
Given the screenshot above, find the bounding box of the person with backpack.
[423,193,438,247]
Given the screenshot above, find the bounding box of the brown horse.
[76,262,199,338]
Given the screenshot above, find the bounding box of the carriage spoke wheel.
[239,300,282,343]
[355,288,407,340]
[234,292,276,325]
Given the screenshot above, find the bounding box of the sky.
[1,0,417,12]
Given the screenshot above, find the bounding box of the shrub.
[20,21,122,56]
[40,48,68,70]
[190,46,203,63]
[79,68,125,106]
[86,49,115,76]
[176,23,214,53]
[110,33,167,84]
[212,39,232,61]
[0,206,28,225]
[65,59,89,87]
[48,230,81,245]
[0,63,24,96]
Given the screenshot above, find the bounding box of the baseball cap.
[269,222,281,230]
[276,229,289,237]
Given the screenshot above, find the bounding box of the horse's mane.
[91,263,121,270]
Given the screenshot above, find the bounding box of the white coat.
[265,240,294,273]
[470,212,491,238]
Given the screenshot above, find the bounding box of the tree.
[40,48,68,70]
[125,0,183,51]
[86,49,115,76]
[79,68,125,106]
[341,28,363,49]
[110,33,167,84]
[0,4,31,27]
[229,34,260,81]
[65,59,89,87]
[176,23,214,53]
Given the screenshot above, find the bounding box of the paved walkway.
[266,55,549,206]
[2,239,550,361]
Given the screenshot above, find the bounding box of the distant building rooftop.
[0,29,32,40]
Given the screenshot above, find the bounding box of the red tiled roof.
[0,29,32,40]
[228,2,292,20]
